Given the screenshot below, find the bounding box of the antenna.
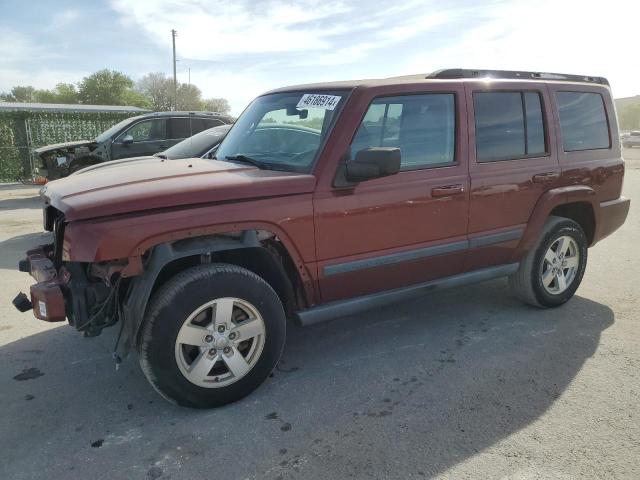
[171,29,178,111]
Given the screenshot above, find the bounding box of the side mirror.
[345,147,401,183]
[121,135,134,145]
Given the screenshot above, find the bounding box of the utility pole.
[188,67,191,85]
[171,29,177,111]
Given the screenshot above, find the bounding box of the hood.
[72,156,158,175]
[34,140,96,155]
[40,157,316,221]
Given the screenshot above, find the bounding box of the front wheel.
[138,264,286,408]
[509,216,588,308]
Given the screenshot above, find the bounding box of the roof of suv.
[138,111,233,119]
[120,111,235,125]
[266,69,610,95]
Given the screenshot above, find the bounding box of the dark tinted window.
[474,91,547,161]
[556,92,610,151]
[204,118,225,128]
[190,118,225,133]
[351,94,455,169]
[121,119,167,142]
[170,118,192,139]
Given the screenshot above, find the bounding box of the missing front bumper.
[14,245,67,322]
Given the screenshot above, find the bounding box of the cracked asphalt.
[1,150,639,479]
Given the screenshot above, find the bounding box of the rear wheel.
[509,216,588,308]
[138,263,286,408]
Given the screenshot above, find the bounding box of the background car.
[622,131,640,148]
[73,123,319,175]
[35,111,234,179]
[73,124,233,175]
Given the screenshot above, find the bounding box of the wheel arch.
[511,185,597,262]
[118,230,309,357]
[549,202,595,245]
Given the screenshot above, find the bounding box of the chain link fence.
[0,110,141,182]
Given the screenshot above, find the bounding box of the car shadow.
[0,185,42,211]
[0,278,613,479]
[0,232,52,269]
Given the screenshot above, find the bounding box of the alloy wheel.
[540,235,580,295]
[174,297,266,388]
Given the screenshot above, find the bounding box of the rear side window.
[556,92,610,151]
[170,118,192,139]
[473,91,547,162]
[191,118,225,133]
[351,93,456,170]
[204,118,225,129]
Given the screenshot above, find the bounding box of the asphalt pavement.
[0,150,639,479]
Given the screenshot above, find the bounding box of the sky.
[1,0,639,115]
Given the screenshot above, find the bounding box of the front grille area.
[48,208,66,267]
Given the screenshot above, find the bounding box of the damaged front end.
[13,207,122,338]
[34,140,106,180]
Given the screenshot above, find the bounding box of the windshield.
[95,116,141,143]
[161,124,232,159]
[215,91,347,172]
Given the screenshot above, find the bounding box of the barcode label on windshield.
[296,94,341,110]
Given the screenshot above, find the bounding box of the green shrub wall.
[0,110,140,182]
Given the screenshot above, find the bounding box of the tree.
[136,72,173,111]
[77,69,135,105]
[201,97,231,114]
[1,70,231,111]
[0,86,38,102]
[34,83,79,104]
[176,83,203,110]
[120,89,152,109]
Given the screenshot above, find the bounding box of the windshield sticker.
[296,94,341,110]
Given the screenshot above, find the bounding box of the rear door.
[464,82,559,271]
[313,83,470,302]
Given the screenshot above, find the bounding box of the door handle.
[431,184,465,197]
[532,172,560,183]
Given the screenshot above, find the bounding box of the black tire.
[138,263,286,408]
[509,216,588,308]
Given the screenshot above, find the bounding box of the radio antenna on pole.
[171,29,178,111]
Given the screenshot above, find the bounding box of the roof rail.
[428,69,609,86]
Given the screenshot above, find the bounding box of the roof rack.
[428,69,609,86]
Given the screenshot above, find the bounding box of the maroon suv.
[14,69,630,408]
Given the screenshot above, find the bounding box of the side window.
[190,118,223,133]
[170,118,192,139]
[123,119,167,142]
[204,118,224,129]
[351,94,455,170]
[556,92,610,151]
[473,91,547,162]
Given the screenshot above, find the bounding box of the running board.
[295,263,519,327]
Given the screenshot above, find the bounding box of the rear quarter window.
[556,92,610,151]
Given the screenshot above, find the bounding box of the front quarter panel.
[62,191,316,273]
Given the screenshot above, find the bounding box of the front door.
[313,85,470,302]
[111,118,169,159]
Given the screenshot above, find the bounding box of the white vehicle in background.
[622,131,640,148]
